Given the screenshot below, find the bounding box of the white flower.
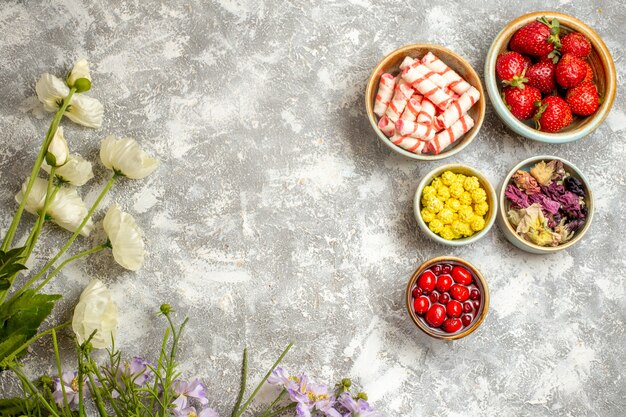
[66,58,91,90]
[72,279,118,349]
[15,177,94,236]
[46,126,69,167]
[103,204,145,271]
[100,136,158,179]
[43,154,94,186]
[35,73,103,128]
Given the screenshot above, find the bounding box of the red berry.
[413,296,430,315]
[502,85,542,121]
[566,81,599,116]
[446,300,462,318]
[431,265,443,276]
[439,293,450,305]
[472,300,481,310]
[417,271,436,294]
[533,96,573,133]
[469,288,480,300]
[461,314,473,327]
[442,318,463,333]
[441,264,452,275]
[411,286,423,298]
[561,32,591,59]
[428,291,440,303]
[537,54,558,64]
[425,304,446,327]
[463,302,473,313]
[451,266,473,285]
[450,284,470,302]
[556,53,587,88]
[509,17,561,57]
[582,61,594,83]
[496,52,530,87]
[526,62,556,93]
[436,275,453,293]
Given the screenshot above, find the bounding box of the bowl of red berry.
[485,11,616,143]
[406,257,489,340]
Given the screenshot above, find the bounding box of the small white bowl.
[414,164,497,246]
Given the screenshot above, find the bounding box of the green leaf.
[0,397,34,416]
[0,246,28,292]
[0,290,61,365]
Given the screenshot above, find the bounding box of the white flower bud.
[72,279,118,349]
[67,58,92,92]
[46,126,69,167]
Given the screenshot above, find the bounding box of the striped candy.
[384,79,414,122]
[377,115,395,137]
[401,62,452,110]
[436,86,480,129]
[417,98,436,125]
[389,134,427,154]
[395,119,436,141]
[429,114,475,154]
[374,73,397,117]
[399,56,416,70]
[422,52,472,95]
[400,95,423,121]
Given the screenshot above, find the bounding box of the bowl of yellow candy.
[414,165,497,246]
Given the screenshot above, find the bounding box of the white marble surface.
[0,0,625,416]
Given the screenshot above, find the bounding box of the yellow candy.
[471,188,487,203]
[446,198,461,212]
[474,201,489,216]
[449,183,464,198]
[429,219,444,234]
[458,205,474,223]
[422,185,437,199]
[431,177,443,190]
[440,225,455,240]
[425,197,444,213]
[438,208,454,225]
[438,185,451,200]
[421,208,435,223]
[453,212,459,220]
[441,171,457,186]
[456,174,467,184]
[459,191,473,206]
[463,176,480,192]
[470,216,486,232]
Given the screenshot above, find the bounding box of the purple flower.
[172,379,209,410]
[268,367,302,391]
[173,406,218,417]
[337,392,383,417]
[284,376,341,417]
[505,184,530,209]
[52,371,85,408]
[528,193,561,215]
[125,357,152,386]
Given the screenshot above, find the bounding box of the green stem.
[33,244,106,293]
[265,403,297,417]
[233,342,294,417]
[2,88,76,252]
[52,329,72,416]
[231,348,248,417]
[86,371,109,417]
[10,174,117,299]
[23,172,59,260]
[77,346,86,417]
[260,389,287,417]
[9,364,61,417]
[0,321,70,368]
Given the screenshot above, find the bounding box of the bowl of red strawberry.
[485,11,616,143]
[406,257,489,340]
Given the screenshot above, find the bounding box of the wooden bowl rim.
[366,43,486,160]
[485,11,617,142]
[405,256,490,340]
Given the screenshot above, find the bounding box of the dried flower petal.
[512,170,541,194]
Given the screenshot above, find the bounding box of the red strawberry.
[526,62,556,93]
[533,96,573,132]
[509,17,561,57]
[502,85,542,120]
[537,54,559,64]
[496,52,530,87]
[566,81,599,116]
[582,61,594,83]
[556,53,587,88]
[561,32,592,58]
